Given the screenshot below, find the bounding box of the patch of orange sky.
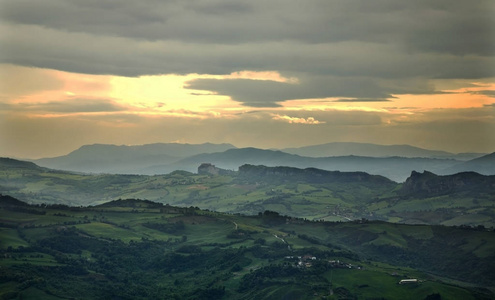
[1,64,113,106]
[392,84,495,110]
[2,64,493,120]
[282,81,495,114]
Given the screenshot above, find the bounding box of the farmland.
[1,196,494,299]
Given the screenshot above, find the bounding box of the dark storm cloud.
[2,26,490,79]
[184,77,394,107]
[184,74,452,106]
[1,0,494,107]
[1,0,492,53]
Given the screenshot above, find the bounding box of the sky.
[0,0,494,159]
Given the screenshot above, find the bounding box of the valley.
[1,142,494,299]
[3,1,494,298]
[1,196,494,299]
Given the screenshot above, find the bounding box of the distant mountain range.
[281,142,484,160]
[34,142,235,174]
[30,142,494,182]
[444,152,495,175]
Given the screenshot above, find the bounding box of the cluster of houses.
[282,255,420,286]
[284,255,317,268]
[328,259,362,270]
[284,255,363,270]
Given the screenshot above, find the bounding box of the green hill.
[0,157,42,170]
[0,197,493,299]
[400,170,495,198]
[1,159,494,227]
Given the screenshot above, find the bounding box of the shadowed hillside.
[401,171,495,197]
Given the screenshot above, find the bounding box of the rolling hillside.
[0,196,494,299]
[1,158,494,227]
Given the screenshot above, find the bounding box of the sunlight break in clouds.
[110,70,295,114]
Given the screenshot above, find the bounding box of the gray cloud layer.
[185,76,396,106]
[1,98,126,113]
[1,0,494,106]
[2,0,493,54]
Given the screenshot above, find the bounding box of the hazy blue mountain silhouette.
[34,143,236,174]
[143,148,461,182]
[282,142,484,160]
[442,152,495,175]
[31,143,493,182]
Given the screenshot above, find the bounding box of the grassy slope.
[1,198,494,299]
[2,162,494,227]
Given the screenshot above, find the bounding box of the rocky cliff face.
[400,170,495,197]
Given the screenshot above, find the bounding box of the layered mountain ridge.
[1,157,494,227]
[30,142,494,182]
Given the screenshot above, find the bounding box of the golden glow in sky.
[1,64,494,159]
[4,64,492,119]
[1,0,494,158]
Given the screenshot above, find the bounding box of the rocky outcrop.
[400,170,495,197]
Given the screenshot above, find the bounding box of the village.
[284,254,363,270]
